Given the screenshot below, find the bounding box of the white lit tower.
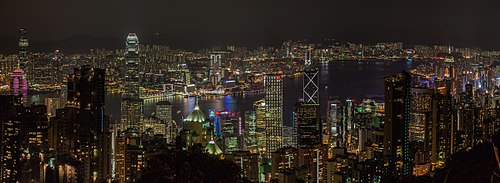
[121,33,143,130]
[210,53,222,85]
[124,33,140,99]
[303,47,319,104]
[116,33,145,182]
[264,74,284,158]
[294,47,322,149]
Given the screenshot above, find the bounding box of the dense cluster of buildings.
[1,29,500,183]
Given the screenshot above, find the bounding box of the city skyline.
[2,0,500,52]
[1,2,500,182]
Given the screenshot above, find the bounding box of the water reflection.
[29,60,412,126]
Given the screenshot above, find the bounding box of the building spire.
[194,97,200,110]
[448,42,451,54]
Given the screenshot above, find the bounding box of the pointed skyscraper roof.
[183,99,207,123]
[205,140,223,155]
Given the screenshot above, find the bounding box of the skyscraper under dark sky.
[384,71,412,176]
[123,33,140,99]
[303,48,319,104]
[121,33,143,130]
[18,28,28,70]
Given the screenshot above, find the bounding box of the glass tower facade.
[264,74,283,158]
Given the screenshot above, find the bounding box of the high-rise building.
[245,111,258,153]
[181,64,191,85]
[458,83,476,150]
[253,100,267,155]
[114,128,144,183]
[303,67,319,104]
[303,49,319,104]
[18,28,29,75]
[45,97,61,117]
[121,33,143,131]
[210,53,222,85]
[65,65,111,182]
[67,65,106,130]
[155,100,177,144]
[384,71,412,176]
[294,101,321,148]
[155,101,172,122]
[54,50,64,84]
[326,97,341,147]
[165,119,178,145]
[0,95,23,182]
[264,74,283,157]
[123,33,140,99]
[10,69,28,106]
[121,98,143,130]
[0,55,18,80]
[410,87,433,163]
[303,47,319,104]
[431,79,454,165]
[220,112,241,153]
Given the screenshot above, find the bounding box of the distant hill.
[434,137,500,183]
[0,35,123,54]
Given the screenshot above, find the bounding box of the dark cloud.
[0,0,499,50]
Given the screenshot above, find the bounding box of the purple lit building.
[11,69,28,106]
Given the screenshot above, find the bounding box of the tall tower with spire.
[116,33,145,183]
[121,33,143,130]
[123,33,140,99]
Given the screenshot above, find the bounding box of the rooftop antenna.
[448,42,451,54]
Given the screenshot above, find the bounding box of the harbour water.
[30,60,412,125]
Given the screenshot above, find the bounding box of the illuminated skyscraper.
[115,128,144,183]
[303,48,319,104]
[410,88,432,142]
[253,100,267,155]
[0,95,23,182]
[384,71,412,176]
[431,79,454,164]
[18,28,29,73]
[245,111,258,153]
[210,53,222,85]
[123,33,140,99]
[410,87,433,163]
[326,97,341,147]
[10,69,28,106]
[264,74,283,157]
[155,101,172,122]
[294,101,321,148]
[121,33,143,130]
[54,50,64,84]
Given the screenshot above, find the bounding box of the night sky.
[1,0,500,51]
